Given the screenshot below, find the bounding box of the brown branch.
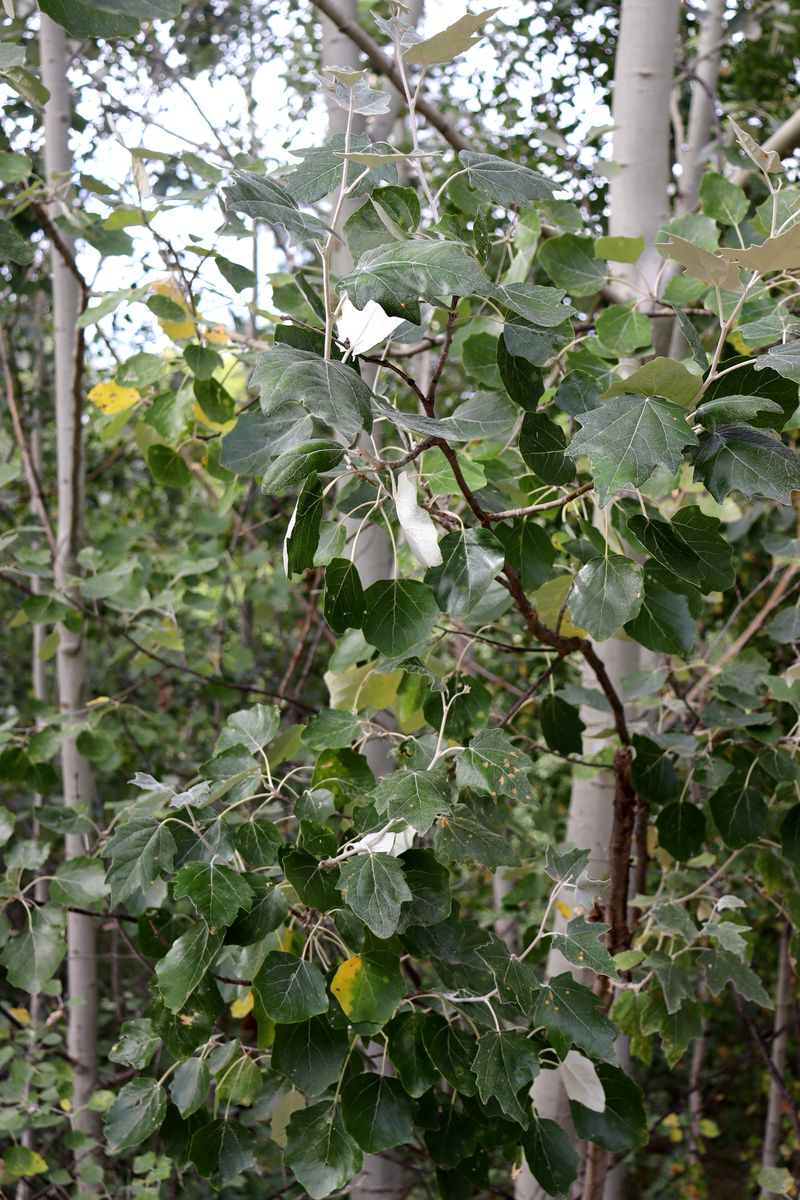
[309,0,471,152]
[0,325,57,558]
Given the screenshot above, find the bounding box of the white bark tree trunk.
[676,0,726,213]
[320,5,410,1197]
[40,12,101,1164]
[519,4,681,1197]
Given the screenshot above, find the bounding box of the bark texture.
[677,0,726,211]
[40,12,101,1156]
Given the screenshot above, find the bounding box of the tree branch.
[308,0,471,152]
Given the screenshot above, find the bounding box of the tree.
[1,2,800,1198]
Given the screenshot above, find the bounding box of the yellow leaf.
[330,955,362,1017]
[87,381,141,415]
[532,576,586,638]
[555,900,572,920]
[205,324,229,345]
[230,990,254,1019]
[191,401,235,434]
[59,1098,72,1112]
[151,278,195,341]
[8,1006,30,1025]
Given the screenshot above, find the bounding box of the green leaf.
[303,709,362,752]
[252,345,372,442]
[631,735,679,804]
[497,282,574,328]
[324,558,366,635]
[671,506,735,592]
[624,575,696,657]
[519,412,576,484]
[220,408,313,476]
[214,1048,262,1106]
[109,1018,160,1069]
[371,769,450,834]
[226,879,288,945]
[173,862,253,932]
[362,579,440,657]
[497,518,556,589]
[170,1058,211,1117]
[285,474,324,576]
[434,806,516,868]
[570,395,697,505]
[0,218,34,266]
[330,948,406,1025]
[214,253,255,292]
[155,923,223,1012]
[337,853,412,939]
[540,695,584,757]
[286,134,397,204]
[522,1118,580,1198]
[534,973,617,1060]
[105,818,176,905]
[552,917,618,978]
[0,1146,49,1184]
[604,355,705,408]
[189,1119,255,1189]
[339,240,488,324]
[421,1014,479,1096]
[459,151,555,205]
[570,1063,648,1152]
[403,7,500,65]
[594,235,644,264]
[386,1011,438,1097]
[105,1078,167,1153]
[398,848,452,929]
[216,703,280,754]
[695,393,783,428]
[699,948,771,1007]
[281,848,341,912]
[568,555,644,641]
[341,1072,414,1152]
[261,440,345,493]
[252,951,329,1023]
[1,907,65,993]
[427,528,505,617]
[184,344,222,380]
[595,304,652,355]
[692,426,800,504]
[225,170,332,244]
[709,777,767,849]
[147,444,192,488]
[656,802,705,861]
[626,514,704,587]
[456,729,535,802]
[285,1101,362,1199]
[51,856,110,907]
[699,172,749,225]
[538,234,606,295]
[471,1030,540,1124]
[272,1016,349,1095]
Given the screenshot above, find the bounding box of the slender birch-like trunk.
[40,13,101,1162]
[518,5,681,1197]
[759,924,793,1195]
[676,0,726,212]
[321,6,403,1197]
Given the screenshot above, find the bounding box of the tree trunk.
[519,642,641,1200]
[519,5,680,1197]
[676,0,726,213]
[40,12,101,1166]
[759,923,792,1195]
[607,0,682,371]
[320,6,405,1197]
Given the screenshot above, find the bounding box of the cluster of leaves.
[3,2,800,1197]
